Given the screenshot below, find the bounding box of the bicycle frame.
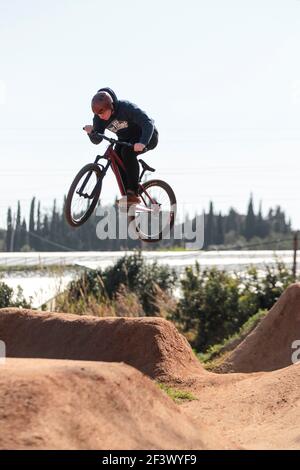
[102,145,127,196]
[67,131,176,236]
[93,143,159,212]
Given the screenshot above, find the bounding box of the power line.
[219,237,295,251]
[26,230,76,252]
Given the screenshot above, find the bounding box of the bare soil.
[1,284,300,450]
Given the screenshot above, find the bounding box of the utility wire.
[216,237,295,251]
[26,230,77,252]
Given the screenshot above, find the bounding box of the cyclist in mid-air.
[83,87,158,205]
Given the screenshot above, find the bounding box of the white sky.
[0,0,300,229]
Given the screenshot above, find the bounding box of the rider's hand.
[134,143,145,152]
[83,125,94,134]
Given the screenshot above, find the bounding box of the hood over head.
[97,87,118,109]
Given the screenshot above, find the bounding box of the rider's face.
[97,108,113,121]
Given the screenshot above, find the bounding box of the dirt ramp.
[0,358,221,450]
[0,308,204,381]
[219,283,300,373]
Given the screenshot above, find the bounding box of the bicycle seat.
[138,159,156,172]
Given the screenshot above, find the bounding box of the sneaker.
[127,194,141,205]
[117,193,141,206]
[117,195,128,206]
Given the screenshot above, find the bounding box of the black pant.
[115,129,158,194]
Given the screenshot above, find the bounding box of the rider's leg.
[121,146,140,195]
[117,130,159,205]
[115,144,139,204]
[115,143,128,192]
[118,146,141,205]
[120,129,159,195]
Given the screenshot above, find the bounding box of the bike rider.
[83,88,158,205]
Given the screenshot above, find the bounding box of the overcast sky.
[0,0,300,232]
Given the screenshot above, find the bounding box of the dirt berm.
[0,308,205,381]
[218,283,300,373]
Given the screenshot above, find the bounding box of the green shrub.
[0,282,13,308]
[61,252,177,316]
[102,252,177,315]
[0,282,31,308]
[171,259,294,352]
[198,308,268,365]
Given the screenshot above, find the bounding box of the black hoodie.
[88,87,157,147]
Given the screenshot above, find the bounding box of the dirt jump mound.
[0,358,221,450]
[219,283,300,373]
[0,308,204,381]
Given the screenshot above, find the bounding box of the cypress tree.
[273,206,288,234]
[206,201,215,248]
[244,194,256,241]
[216,212,224,245]
[42,214,50,251]
[225,208,239,235]
[256,202,270,239]
[19,218,28,250]
[50,199,59,248]
[6,207,13,251]
[14,201,21,251]
[29,197,36,249]
[35,201,41,251]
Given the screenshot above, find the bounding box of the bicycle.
[65,132,176,242]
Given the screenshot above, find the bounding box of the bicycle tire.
[65,163,103,227]
[135,179,177,242]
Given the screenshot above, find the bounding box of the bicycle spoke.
[69,169,99,223]
[136,182,175,240]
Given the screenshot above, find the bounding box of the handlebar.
[96,132,133,147]
[83,128,133,148]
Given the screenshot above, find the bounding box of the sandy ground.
[182,365,300,449]
[0,358,231,450]
[1,284,300,449]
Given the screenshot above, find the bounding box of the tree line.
[2,194,293,252]
[204,195,291,248]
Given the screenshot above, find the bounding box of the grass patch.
[0,264,82,274]
[157,383,197,403]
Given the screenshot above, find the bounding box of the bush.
[172,265,243,350]
[198,308,268,366]
[0,282,13,308]
[59,252,178,317]
[0,282,31,308]
[171,259,294,352]
[102,252,177,315]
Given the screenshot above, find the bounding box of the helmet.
[91,91,113,114]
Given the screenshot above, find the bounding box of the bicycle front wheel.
[135,179,176,242]
[65,163,103,227]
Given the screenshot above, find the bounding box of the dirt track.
[183,364,300,449]
[1,283,300,449]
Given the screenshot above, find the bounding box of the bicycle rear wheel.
[65,163,103,227]
[135,179,176,242]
